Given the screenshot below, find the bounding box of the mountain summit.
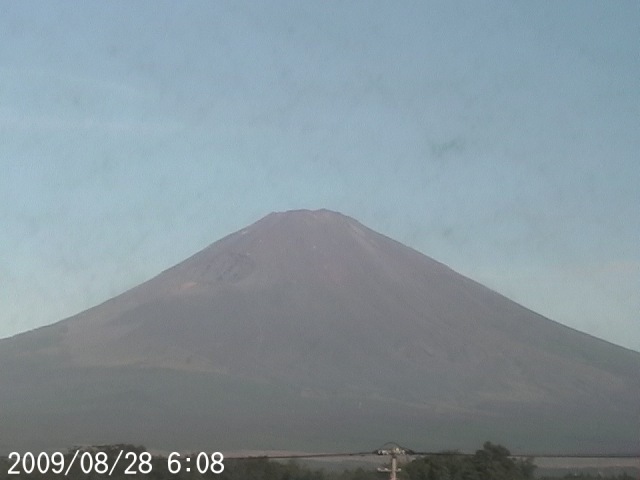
[1,209,638,454]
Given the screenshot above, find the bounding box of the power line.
[225,450,639,461]
[226,452,374,460]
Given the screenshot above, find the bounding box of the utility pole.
[376,445,410,480]
[390,451,398,480]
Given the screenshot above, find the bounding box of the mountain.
[1,209,638,455]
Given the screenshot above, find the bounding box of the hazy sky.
[1,1,638,351]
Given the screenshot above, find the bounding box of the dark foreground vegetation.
[0,442,635,480]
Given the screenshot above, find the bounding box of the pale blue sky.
[1,1,638,350]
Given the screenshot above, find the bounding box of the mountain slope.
[1,209,638,454]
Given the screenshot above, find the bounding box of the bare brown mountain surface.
[1,209,638,455]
